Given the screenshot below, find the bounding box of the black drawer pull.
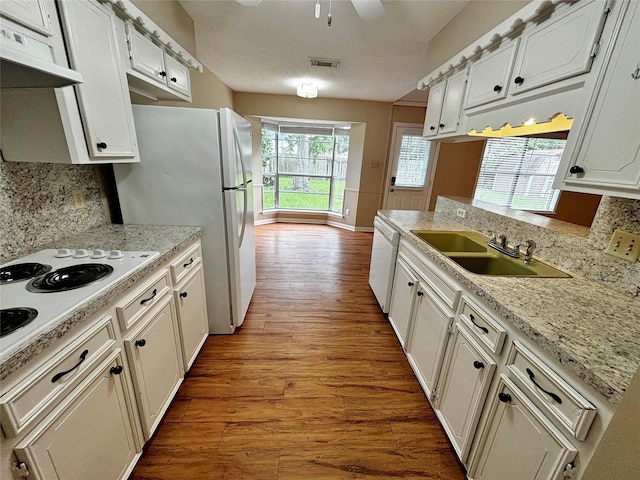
[526,368,562,404]
[417,291,424,297]
[429,126,436,131]
[439,123,445,129]
[96,142,107,149]
[469,314,489,334]
[140,288,157,305]
[180,291,188,298]
[498,392,512,403]
[51,349,89,382]
[135,339,147,347]
[159,71,167,77]
[473,360,484,369]
[514,76,525,85]
[569,165,584,174]
[171,77,177,82]
[407,281,414,287]
[183,258,194,268]
[110,365,124,375]
[493,84,502,92]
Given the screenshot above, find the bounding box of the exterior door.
[383,123,434,211]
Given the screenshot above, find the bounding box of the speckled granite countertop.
[0,224,201,381]
[378,210,640,406]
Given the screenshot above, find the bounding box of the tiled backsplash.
[0,161,110,261]
[436,196,640,299]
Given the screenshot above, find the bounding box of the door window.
[392,128,431,188]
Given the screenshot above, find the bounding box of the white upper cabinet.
[165,54,191,97]
[423,69,467,138]
[509,0,608,96]
[464,40,518,110]
[128,26,167,84]
[1,0,51,35]
[554,0,640,199]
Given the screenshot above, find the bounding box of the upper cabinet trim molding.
[97,0,203,73]
[418,0,604,89]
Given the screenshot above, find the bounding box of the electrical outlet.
[72,190,85,209]
[605,229,640,262]
[345,208,350,216]
[456,208,467,219]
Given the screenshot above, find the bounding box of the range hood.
[1,48,83,89]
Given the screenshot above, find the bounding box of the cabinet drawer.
[0,316,117,437]
[170,243,202,285]
[399,243,461,311]
[506,341,596,441]
[458,296,506,355]
[116,269,171,331]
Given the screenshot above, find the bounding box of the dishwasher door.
[368,216,400,313]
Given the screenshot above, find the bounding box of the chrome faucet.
[487,231,520,258]
[522,240,536,264]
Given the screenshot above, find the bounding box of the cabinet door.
[174,266,209,372]
[58,0,138,159]
[14,351,141,480]
[165,54,191,98]
[0,0,51,36]
[435,325,496,463]
[406,287,453,400]
[422,81,445,137]
[469,375,577,480]
[439,70,467,134]
[558,1,640,196]
[510,0,608,96]
[128,26,167,85]
[464,40,518,109]
[125,296,184,439]
[387,256,418,348]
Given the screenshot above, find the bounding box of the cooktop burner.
[0,307,38,337]
[0,263,52,284]
[27,264,114,293]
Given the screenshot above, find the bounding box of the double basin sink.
[411,231,570,278]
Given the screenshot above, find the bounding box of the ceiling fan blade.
[350,0,384,20]
[234,0,262,6]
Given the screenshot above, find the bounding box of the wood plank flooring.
[130,224,467,479]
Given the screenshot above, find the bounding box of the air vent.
[309,57,340,68]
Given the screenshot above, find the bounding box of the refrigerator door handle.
[232,122,248,187]
[238,187,248,248]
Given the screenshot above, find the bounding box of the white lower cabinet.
[387,255,418,348]
[468,375,577,480]
[406,286,454,401]
[174,265,209,372]
[13,350,141,480]
[384,237,607,478]
[124,293,184,440]
[434,324,496,462]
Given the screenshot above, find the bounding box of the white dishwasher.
[369,216,400,313]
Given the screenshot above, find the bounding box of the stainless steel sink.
[411,230,570,278]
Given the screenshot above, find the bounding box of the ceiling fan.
[234,0,385,23]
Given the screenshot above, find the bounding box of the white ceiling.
[178,0,470,103]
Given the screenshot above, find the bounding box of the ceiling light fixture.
[297,83,318,99]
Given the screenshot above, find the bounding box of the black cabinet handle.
[183,258,194,268]
[439,123,445,128]
[429,126,436,131]
[514,76,525,85]
[417,291,424,297]
[140,288,157,305]
[170,77,177,82]
[569,165,584,174]
[469,314,489,334]
[473,360,485,370]
[51,349,89,382]
[498,392,512,403]
[407,281,414,287]
[135,339,147,347]
[110,365,124,375]
[159,71,167,77]
[526,368,562,404]
[493,84,502,92]
[180,292,188,298]
[96,142,107,149]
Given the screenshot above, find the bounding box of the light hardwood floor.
[130,223,467,479]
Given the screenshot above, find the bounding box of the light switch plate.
[605,229,640,262]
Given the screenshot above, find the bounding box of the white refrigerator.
[113,105,256,334]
